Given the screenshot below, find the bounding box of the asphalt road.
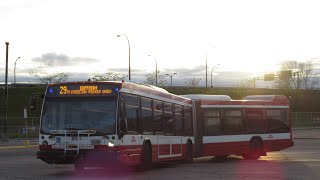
[0,130,320,180]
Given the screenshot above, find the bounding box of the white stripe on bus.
[201,105,289,109]
[202,133,291,144]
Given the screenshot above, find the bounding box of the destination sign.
[46,84,120,97]
[59,85,112,95]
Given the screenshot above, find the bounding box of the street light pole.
[206,55,208,88]
[117,34,131,81]
[165,73,177,86]
[148,55,158,86]
[2,42,10,142]
[14,57,20,84]
[211,64,220,88]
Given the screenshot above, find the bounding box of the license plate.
[91,139,101,145]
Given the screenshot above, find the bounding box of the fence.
[291,112,320,128]
[0,112,319,139]
[0,117,40,139]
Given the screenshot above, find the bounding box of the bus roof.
[121,82,191,104]
[181,94,232,101]
[243,95,289,102]
[182,94,290,107]
[47,81,191,105]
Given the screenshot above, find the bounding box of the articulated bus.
[36,81,194,169]
[183,94,294,160]
[36,81,294,170]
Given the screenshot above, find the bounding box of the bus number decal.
[60,86,68,95]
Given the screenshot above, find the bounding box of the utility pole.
[2,42,9,142]
[206,55,208,88]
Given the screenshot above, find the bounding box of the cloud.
[31,53,99,67]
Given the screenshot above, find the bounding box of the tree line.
[29,71,202,87]
[29,60,319,91]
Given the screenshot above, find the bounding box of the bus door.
[158,136,182,159]
[158,102,182,159]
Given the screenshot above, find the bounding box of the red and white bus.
[36,81,294,169]
[36,81,194,169]
[183,94,294,160]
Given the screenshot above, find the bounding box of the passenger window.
[245,109,265,133]
[184,107,193,136]
[203,110,221,136]
[141,98,153,135]
[223,109,243,134]
[267,109,290,133]
[125,94,139,134]
[175,105,184,135]
[164,103,174,135]
[153,100,163,134]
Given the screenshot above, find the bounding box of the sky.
[1,0,320,87]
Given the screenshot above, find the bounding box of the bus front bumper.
[37,149,119,165]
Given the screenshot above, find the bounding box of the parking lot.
[0,128,319,179]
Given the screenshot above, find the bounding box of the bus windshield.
[40,97,117,135]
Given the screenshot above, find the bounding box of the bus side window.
[164,103,174,135]
[119,93,127,137]
[266,109,290,133]
[141,98,153,135]
[184,107,193,136]
[175,105,184,136]
[223,109,243,135]
[203,109,221,136]
[153,100,164,135]
[245,109,265,133]
[125,94,140,134]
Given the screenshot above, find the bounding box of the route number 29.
[60,86,68,94]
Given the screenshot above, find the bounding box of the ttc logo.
[131,136,136,143]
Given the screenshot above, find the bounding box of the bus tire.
[184,141,193,164]
[142,141,152,170]
[243,138,263,160]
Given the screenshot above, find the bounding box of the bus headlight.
[108,141,115,147]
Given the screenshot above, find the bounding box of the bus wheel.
[184,141,193,164]
[142,142,152,170]
[243,138,262,160]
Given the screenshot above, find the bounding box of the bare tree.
[185,77,201,87]
[30,71,69,84]
[144,70,167,86]
[92,72,127,81]
[237,78,254,88]
[274,60,319,90]
[273,60,319,110]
